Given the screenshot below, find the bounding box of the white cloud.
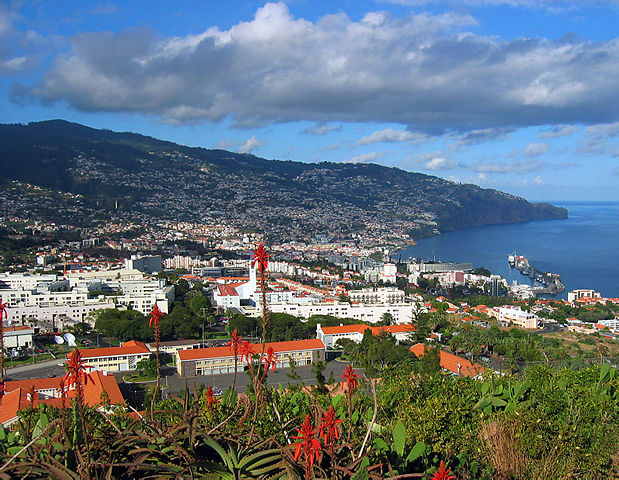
[342,151,385,163]
[584,122,619,138]
[301,124,342,135]
[238,136,265,154]
[532,175,545,185]
[467,159,544,173]
[357,128,426,145]
[424,157,457,170]
[20,2,619,135]
[538,125,580,139]
[215,139,233,149]
[524,142,550,157]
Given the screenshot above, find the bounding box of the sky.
[1,1,618,202]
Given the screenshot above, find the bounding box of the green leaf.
[7,446,22,455]
[599,363,610,382]
[481,382,490,396]
[32,413,49,438]
[405,441,426,463]
[373,437,389,453]
[351,410,359,423]
[0,427,6,441]
[470,461,479,476]
[352,457,370,480]
[332,394,344,406]
[490,397,507,407]
[473,397,490,410]
[392,421,406,457]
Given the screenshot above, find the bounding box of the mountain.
[0,120,567,243]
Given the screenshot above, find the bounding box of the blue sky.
[1,1,618,201]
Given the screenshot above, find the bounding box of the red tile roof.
[1,371,124,425]
[77,340,150,359]
[178,339,325,361]
[409,344,485,377]
[4,326,33,332]
[321,324,415,336]
[217,284,239,296]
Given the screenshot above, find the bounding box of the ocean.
[397,201,619,299]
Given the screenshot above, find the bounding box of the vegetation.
[0,360,615,479]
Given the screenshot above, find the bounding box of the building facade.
[176,339,325,376]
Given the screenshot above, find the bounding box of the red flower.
[63,348,92,390]
[341,365,359,392]
[0,381,5,399]
[227,329,241,352]
[0,298,7,320]
[431,461,456,480]
[204,385,219,409]
[291,414,322,467]
[319,406,343,445]
[239,340,255,365]
[149,304,164,327]
[251,244,270,274]
[262,346,278,373]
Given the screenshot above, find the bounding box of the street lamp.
[96,332,103,348]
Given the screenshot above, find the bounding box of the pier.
[508,254,565,295]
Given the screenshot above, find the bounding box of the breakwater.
[509,254,565,295]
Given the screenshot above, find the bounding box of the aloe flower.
[341,364,359,392]
[431,461,456,480]
[239,340,255,366]
[204,385,219,410]
[64,349,92,409]
[291,414,322,479]
[226,329,242,391]
[262,346,278,373]
[319,406,343,446]
[63,349,92,390]
[250,243,270,274]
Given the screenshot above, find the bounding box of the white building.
[316,323,415,348]
[124,255,163,274]
[78,340,152,373]
[568,289,602,303]
[3,326,34,348]
[270,300,422,324]
[382,263,397,284]
[348,287,405,304]
[6,300,116,329]
[497,306,539,329]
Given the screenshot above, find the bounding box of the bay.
[397,201,619,299]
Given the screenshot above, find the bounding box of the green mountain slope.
[0,120,567,241]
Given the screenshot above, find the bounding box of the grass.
[5,353,54,368]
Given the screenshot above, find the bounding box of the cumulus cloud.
[457,128,514,145]
[524,142,550,157]
[19,2,619,133]
[238,135,265,154]
[532,175,545,185]
[342,151,385,163]
[538,125,580,138]
[357,128,426,145]
[424,157,457,170]
[301,124,342,135]
[578,122,619,156]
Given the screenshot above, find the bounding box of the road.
[4,358,67,381]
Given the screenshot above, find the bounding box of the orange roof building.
[1,370,125,427]
[409,343,486,378]
[317,323,416,348]
[176,338,325,377]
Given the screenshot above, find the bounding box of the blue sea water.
[398,202,619,299]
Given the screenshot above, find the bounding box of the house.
[74,340,151,373]
[176,339,325,376]
[0,370,124,427]
[3,326,34,349]
[146,339,201,356]
[316,323,415,348]
[409,343,486,378]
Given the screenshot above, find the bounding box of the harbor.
[508,252,565,295]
